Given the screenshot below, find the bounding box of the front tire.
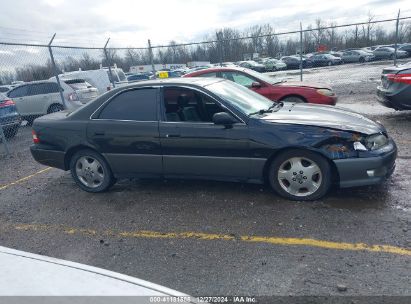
[281,96,305,103]
[70,149,115,193]
[268,150,332,201]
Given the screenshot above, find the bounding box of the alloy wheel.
[75,156,105,188]
[277,157,322,197]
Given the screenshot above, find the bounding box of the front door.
[159,86,250,180]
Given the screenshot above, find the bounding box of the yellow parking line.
[0,167,52,191]
[5,223,411,257]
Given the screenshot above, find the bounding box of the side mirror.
[212,112,237,128]
[251,81,261,88]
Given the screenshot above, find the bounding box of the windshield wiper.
[249,101,284,116]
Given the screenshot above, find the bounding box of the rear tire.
[359,57,365,63]
[70,149,115,193]
[268,149,332,201]
[47,104,64,114]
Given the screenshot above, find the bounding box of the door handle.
[165,134,180,138]
[94,131,105,136]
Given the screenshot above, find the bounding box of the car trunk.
[381,65,411,90]
[64,79,99,104]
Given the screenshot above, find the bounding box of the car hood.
[260,103,384,135]
[276,81,331,90]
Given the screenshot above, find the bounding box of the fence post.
[0,126,10,156]
[394,9,400,66]
[48,33,67,109]
[217,31,223,67]
[148,39,156,78]
[104,38,116,88]
[299,22,303,81]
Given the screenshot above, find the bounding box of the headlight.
[316,89,335,97]
[365,134,388,150]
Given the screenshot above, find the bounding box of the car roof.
[117,77,224,89]
[183,66,249,77]
[9,80,57,89]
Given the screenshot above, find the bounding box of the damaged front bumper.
[333,139,397,188]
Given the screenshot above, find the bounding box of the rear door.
[87,87,162,178]
[27,83,60,115]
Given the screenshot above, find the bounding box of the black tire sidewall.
[268,149,332,201]
[70,149,114,193]
[282,96,305,103]
[48,104,64,114]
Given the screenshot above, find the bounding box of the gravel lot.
[0,61,410,301]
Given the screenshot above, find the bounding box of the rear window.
[99,88,158,121]
[64,79,93,90]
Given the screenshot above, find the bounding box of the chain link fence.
[1,13,411,158]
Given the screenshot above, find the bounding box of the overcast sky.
[0,0,409,47]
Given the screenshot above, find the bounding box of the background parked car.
[261,58,287,71]
[184,67,337,105]
[309,54,342,66]
[238,60,266,72]
[127,73,150,82]
[6,80,97,123]
[373,46,408,59]
[60,78,99,105]
[398,43,411,56]
[0,85,11,93]
[59,69,112,94]
[341,50,375,63]
[377,62,411,110]
[0,246,192,298]
[280,56,310,69]
[0,92,21,139]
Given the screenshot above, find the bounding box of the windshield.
[206,80,274,116]
[242,68,282,84]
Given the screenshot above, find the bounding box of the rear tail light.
[386,73,411,85]
[32,130,40,144]
[0,99,15,108]
[67,92,79,101]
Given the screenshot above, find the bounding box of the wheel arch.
[47,103,64,114]
[279,94,307,103]
[64,144,105,170]
[262,147,340,185]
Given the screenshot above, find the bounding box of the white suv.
[6,80,98,123]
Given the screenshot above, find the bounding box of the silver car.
[373,47,408,60]
[341,50,375,63]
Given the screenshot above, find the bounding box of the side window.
[163,87,226,123]
[29,84,45,96]
[99,88,158,121]
[8,85,28,98]
[221,72,255,87]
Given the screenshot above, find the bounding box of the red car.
[183,67,337,105]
